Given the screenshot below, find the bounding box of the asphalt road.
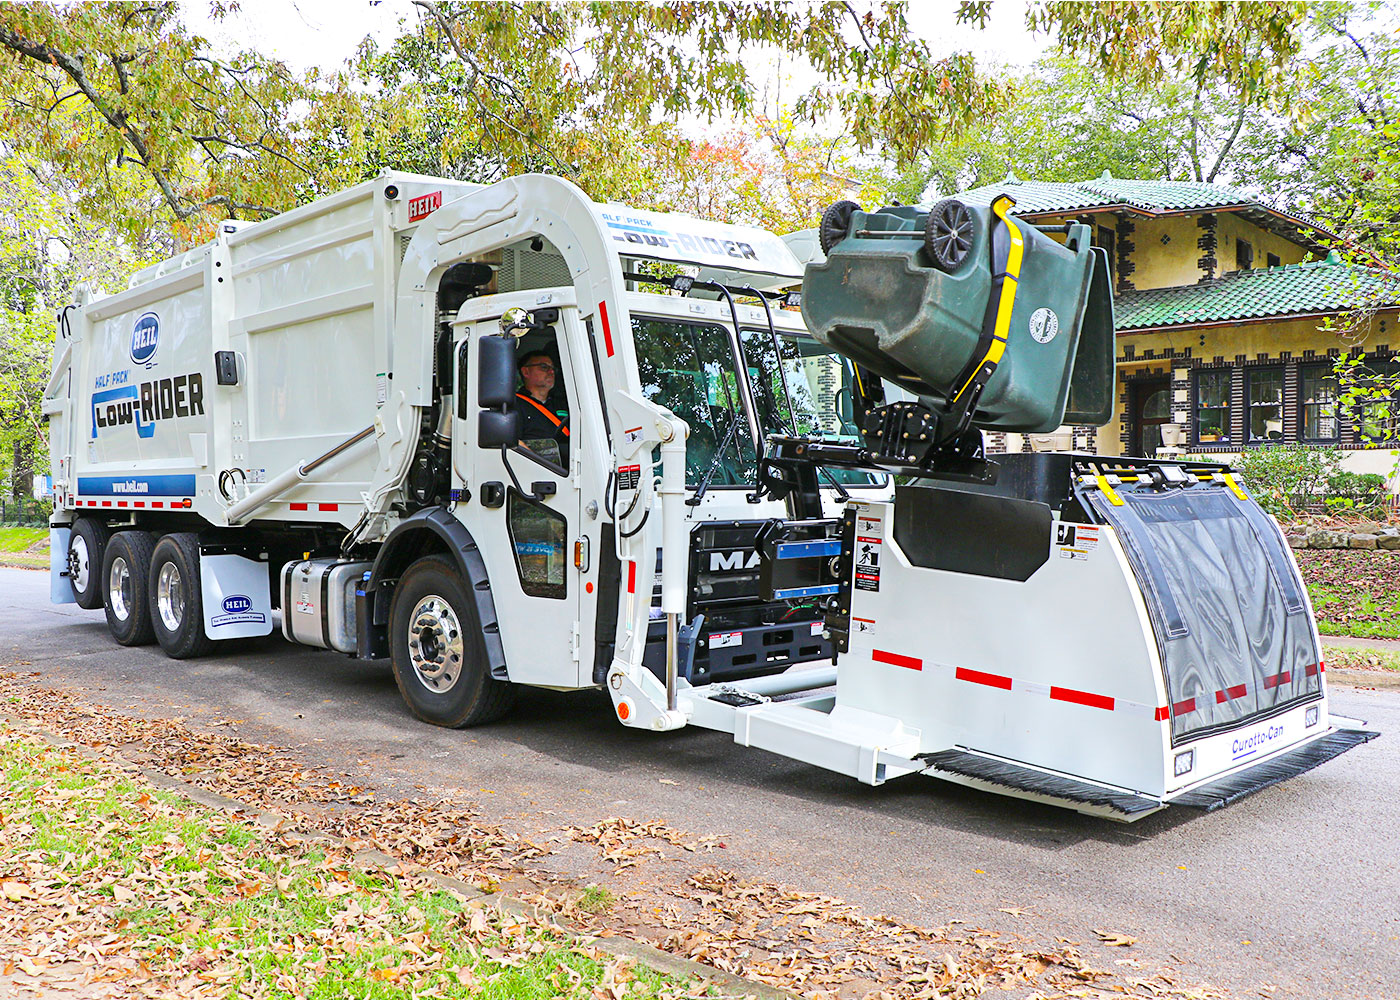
[2,566,1397,999]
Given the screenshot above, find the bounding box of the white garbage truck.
[43,171,1376,819]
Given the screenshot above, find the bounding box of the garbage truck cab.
[44,172,1376,821]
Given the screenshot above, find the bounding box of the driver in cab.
[515,350,569,465]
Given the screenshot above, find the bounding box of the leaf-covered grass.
[0,728,703,999]
[1322,645,1400,673]
[0,526,47,568]
[1296,549,1400,638]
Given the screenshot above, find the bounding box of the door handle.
[531,481,557,498]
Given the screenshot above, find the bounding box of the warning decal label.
[855,567,881,592]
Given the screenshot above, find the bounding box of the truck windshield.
[632,316,877,487]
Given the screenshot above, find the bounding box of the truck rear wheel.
[102,531,155,646]
[149,533,214,660]
[69,518,110,610]
[389,555,515,728]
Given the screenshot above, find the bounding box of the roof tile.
[1114,259,1400,331]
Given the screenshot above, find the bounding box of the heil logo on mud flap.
[130,312,159,368]
[222,595,253,615]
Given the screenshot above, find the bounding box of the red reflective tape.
[1154,706,1170,721]
[1263,671,1292,690]
[1216,683,1248,704]
[599,300,615,357]
[101,501,112,507]
[318,503,338,512]
[1051,685,1115,711]
[1172,697,1197,715]
[289,503,308,511]
[151,502,164,509]
[955,666,1010,689]
[1304,662,1320,677]
[874,649,922,672]
[133,501,145,508]
[1320,661,1326,673]
[627,560,636,594]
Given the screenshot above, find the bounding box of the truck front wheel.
[149,533,214,660]
[103,531,155,646]
[389,555,515,728]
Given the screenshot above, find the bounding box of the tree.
[353,1,1007,201]
[0,3,367,244]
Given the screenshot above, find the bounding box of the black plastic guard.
[923,749,1163,816]
[1170,728,1379,811]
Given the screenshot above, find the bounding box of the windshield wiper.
[686,409,746,507]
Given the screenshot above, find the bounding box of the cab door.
[453,313,583,689]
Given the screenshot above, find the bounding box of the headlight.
[1174,750,1194,777]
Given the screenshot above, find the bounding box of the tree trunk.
[12,440,33,499]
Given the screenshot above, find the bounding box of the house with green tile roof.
[957,173,1400,476]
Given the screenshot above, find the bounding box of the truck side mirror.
[478,409,519,448]
[478,335,517,408]
[477,334,519,449]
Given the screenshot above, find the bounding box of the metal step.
[1170,727,1379,811]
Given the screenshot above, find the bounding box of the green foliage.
[1235,445,1346,519]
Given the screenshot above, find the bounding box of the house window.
[1348,358,1400,444]
[1247,367,1285,443]
[1236,238,1254,269]
[1194,369,1231,444]
[1299,363,1339,441]
[1267,252,1281,268]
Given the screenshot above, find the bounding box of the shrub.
[1235,445,1344,520]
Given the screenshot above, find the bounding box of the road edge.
[0,711,794,1000]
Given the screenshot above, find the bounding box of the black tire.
[389,555,515,728]
[148,533,214,659]
[923,197,976,272]
[68,518,110,610]
[818,199,861,255]
[102,531,156,646]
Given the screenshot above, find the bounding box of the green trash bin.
[801,195,1114,434]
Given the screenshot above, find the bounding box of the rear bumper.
[1167,724,1378,811]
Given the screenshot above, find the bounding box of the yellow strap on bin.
[1095,474,1124,506]
[952,195,1024,403]
[1221,472,1248,501]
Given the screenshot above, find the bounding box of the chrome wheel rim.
[157,562,184,632]
[108,556,131,621]
[69,534,90,593]
[407,595,463,693]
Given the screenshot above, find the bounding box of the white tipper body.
[834,500,1331,800]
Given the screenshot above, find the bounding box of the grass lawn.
[0,726,701,999]
[0,526,48,569]
[1295,549,1400,639]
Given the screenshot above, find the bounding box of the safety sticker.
[854,567,881,592]
[1055,523,1096,561]
[617,464,641,491]
[810,621,825,637]
[295,598,315,615]
[852,616,876,636]
[710,631,743,649]
[855,510,884,538]
[856,537,880,567]
[376,373,388,405]
[624,425,644,448]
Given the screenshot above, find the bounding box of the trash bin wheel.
[818,200,861,255]
[923,198,976,272]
